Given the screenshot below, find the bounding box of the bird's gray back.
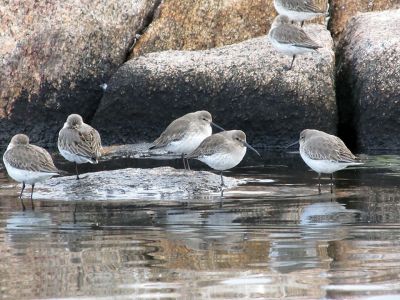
[303,134,357,162]
[4,145,59,173]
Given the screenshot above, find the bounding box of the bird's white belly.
[3,161,57,184]
[166,129,211,155]
[269,37,313,56]
[59,148,92,164]
[199,148,246,171]
[300,152,348,174]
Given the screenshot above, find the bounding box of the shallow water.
[1,151,400,299]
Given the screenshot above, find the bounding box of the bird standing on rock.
[187,130,260,195]
[58,114,102,180]
[3,134,61,210]
[268,15,322,70]
[149,110,224,170]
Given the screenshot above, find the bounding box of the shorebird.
[293,129,362,194]
[3,134,61,210]
[187,130,260,194]
[273,0,326,26]
[268,15,321,70]
[149,110,224,170]
[58,114,102,179]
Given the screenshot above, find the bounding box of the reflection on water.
[1,152,400,299]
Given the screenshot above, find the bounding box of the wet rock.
[329,0,400,41]
[131,0,328,57]
[93,28,336,147]
[35,167,244,201]
[101,143,154,159]
[336,9,400,150]
[0,0,161,146]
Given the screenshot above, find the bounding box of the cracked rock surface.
[0,0,160,145]
[336,9,400,150]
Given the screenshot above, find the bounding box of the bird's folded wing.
[273,26,321,49]
[298,1,325,13]
[304,136,357,162]
[150,118,190,148]
[5,146,59,173]
[187,134,227,158]
[59,127,101,159]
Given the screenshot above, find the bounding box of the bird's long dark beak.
[244,141,261,157]
[211,122,224,131]
[286,140,299,148]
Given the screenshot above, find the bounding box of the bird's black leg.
[219,171,225,198]
[220,171,225,187]
[288,55,296,70]
[301,21,304,27]
[19,182,26,211]
[30,183,35,210]
[181,154,187,170]
[186,158,191,171]
[330,173,333,194]
[318,173,321,194]
[75,163,80,180]
[73,202,77,224]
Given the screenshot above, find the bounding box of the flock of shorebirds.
[2,1,361,210]
[3,110,361,210]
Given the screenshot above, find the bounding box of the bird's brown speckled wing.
[58,124,102,161]
[4,145,59,173]
[284,0,325,13]
[304,135,357,162]
[271,25,321,49]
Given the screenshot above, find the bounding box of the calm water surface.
[1,151,400,299]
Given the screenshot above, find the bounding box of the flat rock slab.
[34,167,244,202]
[93,26,336,147]
[336,9,400,150]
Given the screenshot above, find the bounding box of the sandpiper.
[268,15,321,70]
[149,110,224,170]
[3,134,61,210]
[296,129,362,194]
[273,0,326,26]
[58,114,102,179]
[187,130,260,193]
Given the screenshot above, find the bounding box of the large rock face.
[131,0,328,57]
[329,0,400,40]
[92,24,336,147]
[131,0,274,57]
[0,0,160,146]
[336,9,400,150]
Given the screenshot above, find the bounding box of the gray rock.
[0,0,161,146]
[92,25,336,147]
[336,9,400,150]
[35,167,244,201]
